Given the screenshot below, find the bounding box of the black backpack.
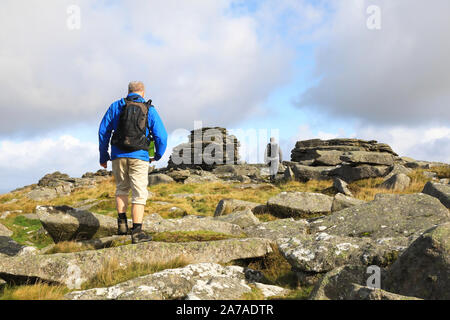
[111,97,154,152]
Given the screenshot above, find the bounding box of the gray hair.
[128,81,145,94]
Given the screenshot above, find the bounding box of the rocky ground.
[0,138,449,300]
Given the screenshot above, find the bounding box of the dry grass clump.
[0,283,68,300]
[44,241,95,255]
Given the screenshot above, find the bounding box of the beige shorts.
[112,158,149,205]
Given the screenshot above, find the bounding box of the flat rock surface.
[422,181,450,208]
[243,218,309,240]
[267,192,333,218]
[0,238,273,289]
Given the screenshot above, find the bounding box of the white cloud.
[0,135,98,192]
[0,0,299,137]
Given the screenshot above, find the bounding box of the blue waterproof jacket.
[98,93,168,164]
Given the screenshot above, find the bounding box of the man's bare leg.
[131,204,145,224]
[116,195,128,214]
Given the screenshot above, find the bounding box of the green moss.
[2,216,53,249]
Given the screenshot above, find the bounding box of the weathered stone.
[383,164,413,181]
[340,151,394,166]
[148,173,175,185]
[331,193,366,212]
[333,178,352,196]
[379,173,411,192]
[330,164,391,182]
[184,172,219,184]
[36,205,117,242]
[26,187,58,201]
[291,165,333,182]
[267,192,333,218]
[214,199,264,217]
[310,265,420,300]
[283,166,295,182]
[165,169,191,182]
[422,181,450,208]
[214,209,260,228]
[169,193,202,199]
[243,218,309,240]
[254,283,289,298]
[309,193,449,241]
[384,223,450,300]
[65,263,263,300]
[0,238,273,289]
[144,215,243,236]
[0,236,37,258]
[277,233,404,273]
[313,150,344,166]
[0,223,13,237]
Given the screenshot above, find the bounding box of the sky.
[0,0,449,193]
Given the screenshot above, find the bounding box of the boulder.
[333,178,352,196]
[422,181,450,208]
[0,236,36,258]
[309,265,420,300]
[0,238,273,289]
[383,164,413,181]
[165,169,191,182]
[267,192,333,218]
[148,173,175,185]
[330,164,391,182]
[384,223,450,300]
[214,209,260,228]
[36,205,117,242]
[243,218,309,241]
[283,166,295,182]
[184,172,219,184]
[26,187,58,201]
[309,193,449,241]
[340,151,395,166]
[312,150,344,166]
[0,223,12,237]
[277,233,403,273]
[379,173,411,192]
[65,263,269,300]
[214,199,264,217]
[291,165,333,182]
[331,193,366,212]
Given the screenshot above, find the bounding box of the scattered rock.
[330,164,391,182]
[0,238,273,289]
[0,236,36,258]
[333,178,352,196]
[384,223,450,300]
[283,166,295,182]
[214,199,264,217]
[169,193,202,199]
[422,181,450,208]
[148,173,175,185]
[379,173,411,192]
[254,283,289,298]
[331,193,366,212]
[165,169,191,182]
[26,187,58,201]
[214,209,260,228]
[36,205,117,243]
[184,172,219,184]
[383,164,413,181]
[267,192,333,218]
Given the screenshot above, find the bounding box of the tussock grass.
[152,230,241,242]
[82,256,190,289]
[0,283,68,300]
[44,241,95,255]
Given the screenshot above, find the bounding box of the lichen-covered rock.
[379,173,411,192]
[0,236,37,258]
[26,187,58,201]
[184,172,219,184]
[65,263,252,300]
[148,173,175,185]
[291,165,334,182]
[331,193,366,212]
[36,205,117,242]
[422,181,450,208]
[214,209,260,228]
[310,265,420,300]
[0,238,273,289]
[383,164,412,181]
[384,223,450,300]
[309,193,449,240]
[214,199,264,217]
[243,218,309,240]
[277,233,404,273]
[144,215,243,236]
[267,192,333,218]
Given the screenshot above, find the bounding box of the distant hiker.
[264,137,283,182]
[99,81,168,244]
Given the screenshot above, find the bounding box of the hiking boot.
[117,218,129,235]
[131,229,153,244]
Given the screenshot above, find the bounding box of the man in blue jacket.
[99,81,168,243]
